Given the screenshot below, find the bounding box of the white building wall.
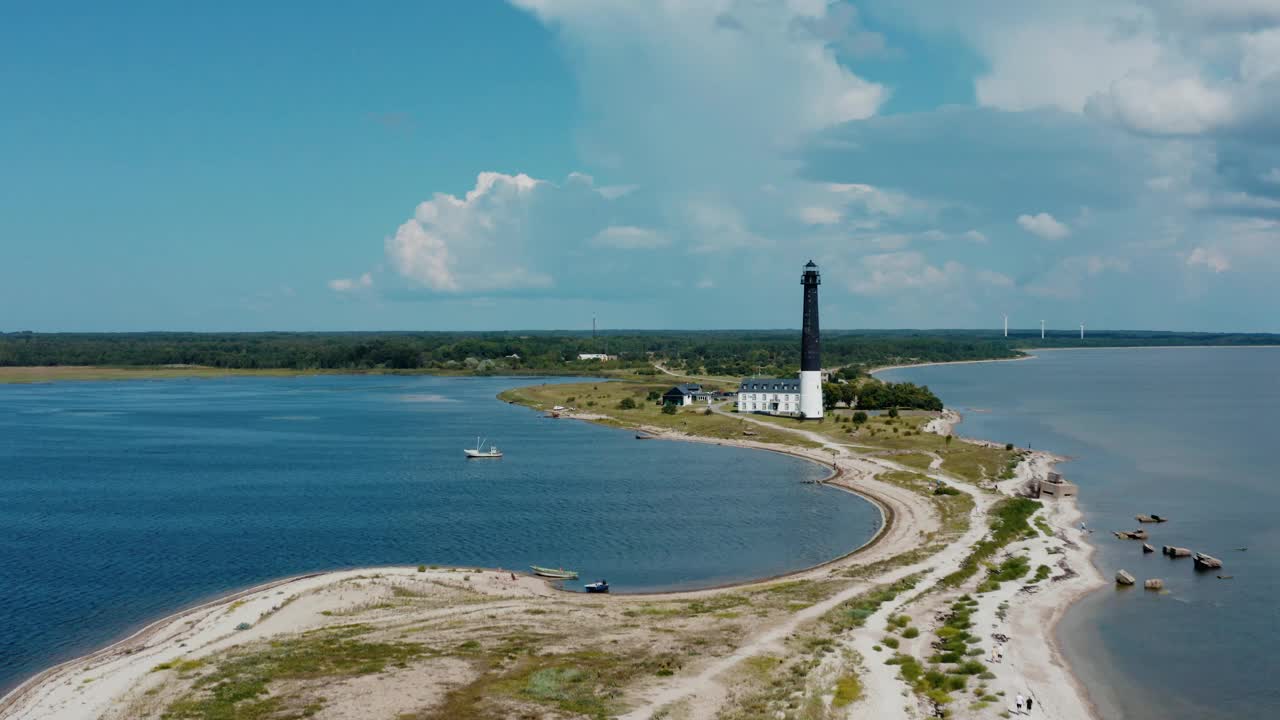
[799,370,823,419]
[737,391,801,416]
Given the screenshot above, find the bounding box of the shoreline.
[869,353,1037,375]
[0,413,898,717]
[4,380,1105,720]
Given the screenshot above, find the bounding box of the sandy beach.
[2,398,1105,720]
[869,354,1038,376]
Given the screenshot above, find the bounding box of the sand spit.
[3,402,1104,720]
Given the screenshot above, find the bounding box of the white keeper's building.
[736,378,802,416]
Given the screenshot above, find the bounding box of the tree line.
[0,330,1022,373]
[2,328,1274,374]
[822,380,943,411]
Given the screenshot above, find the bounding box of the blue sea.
[881,347,1280,720]
[0,375,880,694]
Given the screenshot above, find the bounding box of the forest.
[1,329,1274,376]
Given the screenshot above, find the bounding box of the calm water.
[0,375,879,693]
[882,347,1280,720]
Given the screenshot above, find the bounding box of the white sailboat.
[464,436,502,458]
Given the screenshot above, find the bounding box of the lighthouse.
[799,260,823,419]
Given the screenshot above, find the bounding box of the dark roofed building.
[662,383,703,407]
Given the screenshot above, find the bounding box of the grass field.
[499,381,821,449]
[737,411,1018,486]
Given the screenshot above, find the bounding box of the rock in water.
[1193,553,1223,570]
[1144,578,1164,590]
[1142,543,1155,554]
[1116,570,1136,585]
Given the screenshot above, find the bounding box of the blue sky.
[2,1,1278,332]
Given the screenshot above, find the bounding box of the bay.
[0,375,880,693]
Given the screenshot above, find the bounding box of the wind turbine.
[1003,313,1008,338]
[1040,319,1045,340]
[1080,322,1085,340]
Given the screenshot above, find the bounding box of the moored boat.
[584,580,610,593]
[531,565,579,580]
[464,436,503,458]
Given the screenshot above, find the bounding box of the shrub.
[661,403,677,415]
[882,636,900,649]
[1005,442,1014,451]
[646,390,661,401]
[833,674,862,707]
[852,411,868,424]
[903,627,920,639]
[416,565,426,573]
[618,397,637,410]
[888,407,899,418]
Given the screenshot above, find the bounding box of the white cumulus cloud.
[1187,246,1231,272]
[590,225,668,249]
[328,272,373,292]
[1017,212,1071,240]
[849,252,965,295]
[797,206,843,225]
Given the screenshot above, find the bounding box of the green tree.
[888,407,899,418]
[852,411,868,425]
[822,383,839,412]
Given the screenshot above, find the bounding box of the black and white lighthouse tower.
[799,260,823,419]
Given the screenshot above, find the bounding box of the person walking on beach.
[1015,693,1024,714]
[1026,696,1034,713]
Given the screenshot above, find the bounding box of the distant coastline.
[869,353,1037,376]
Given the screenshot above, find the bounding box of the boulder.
[1144,578,1164,590]
[1193,553,1223,570]
[1115,570,1136,585]
[1142,543,1155,554]
[1163,546,1191,558]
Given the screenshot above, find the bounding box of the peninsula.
[2,375,1102,720]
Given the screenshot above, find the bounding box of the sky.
[2,0,1279,332]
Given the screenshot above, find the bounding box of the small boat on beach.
[464,436,503,458]
[635,431,656,440]
[584,580,610,593]
[531,565,579,580]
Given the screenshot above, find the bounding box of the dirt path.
[621,408,991,719]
